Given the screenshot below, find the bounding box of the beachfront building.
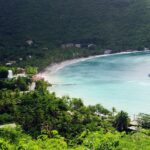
[104,50,112,54]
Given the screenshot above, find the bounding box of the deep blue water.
[49,52,150,115]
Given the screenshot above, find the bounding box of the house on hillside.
[62,42,98,49]
[104,49,112,54]
[26,40,33,46]
[61,43,74,49]
[74,44,81,48]
[6,61,16,66]
[17,68,26,74]
[19,58,23,61]
[8,70,13,79]
[15,73,26,78]
[128,120,139,131]
[11,68,26,78]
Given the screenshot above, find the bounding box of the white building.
[6,61,16,66]
[61,43,74,49]
[104,50,112,54]
[75,44,81,48]
[8,70,13,79]
[26,40,33,46]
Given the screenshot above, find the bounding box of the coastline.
[40,50,145,83]
[39,50,150,117]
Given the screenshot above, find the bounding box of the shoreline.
[39,50,150,117]
[39,50,147,83]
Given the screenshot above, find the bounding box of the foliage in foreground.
[0,77,150,149]
[0,126,150,150]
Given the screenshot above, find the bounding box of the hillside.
[0,1,150,149]
[1,0,150,69]
[0,0,150,50]
[0,73,150,149]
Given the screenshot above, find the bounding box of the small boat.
[148,74,150,77]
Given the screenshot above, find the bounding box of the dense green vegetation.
[0,77,31,91]
[0,67,9,78]
[0,76,150,149]
[1,0,150,49]
[0,126,150,150]
[1,0,150,69]
[1,47,103,71]
[137,113,150,129]
[0,0,150,149]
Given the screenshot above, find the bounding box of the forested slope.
[0,0,150,50]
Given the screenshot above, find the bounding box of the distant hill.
[0,0,150,51]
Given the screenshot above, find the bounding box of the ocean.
[48,51,150,115]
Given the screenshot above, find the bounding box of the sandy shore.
[39,50,146,83]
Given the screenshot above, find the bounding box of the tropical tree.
[82,130,120,150]
[137,113,150,129]
[114,111,130,131]
[0,67,8,78]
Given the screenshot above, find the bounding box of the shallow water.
[48,51,150,115]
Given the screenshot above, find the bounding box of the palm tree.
[114,111,130,131]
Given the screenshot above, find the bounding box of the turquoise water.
[49,52,150,115]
